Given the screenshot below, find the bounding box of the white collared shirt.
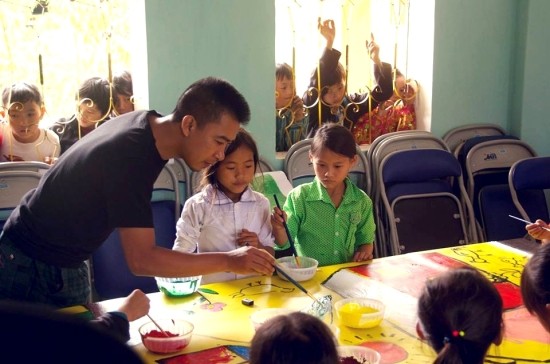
[173,184,275,284]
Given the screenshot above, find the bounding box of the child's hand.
[352,244,374,262]
[366,33,381,65]
[318,18,335,49]
[526,219,550,242]
[117,289,150,322]
[290,96,305,122]
[271,206,287,228]
[238,229,260,248]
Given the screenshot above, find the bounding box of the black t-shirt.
[4,110,166,268]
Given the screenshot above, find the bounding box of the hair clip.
[452,330,465,337]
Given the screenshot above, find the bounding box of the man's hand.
[226,246,275,276]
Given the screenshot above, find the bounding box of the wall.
[141,0,278,167]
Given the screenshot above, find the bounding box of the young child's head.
[112,70,134,115]
[275,63,295,109]
[249,312,339,364]
[390,69,416,105]
[521,243,550,333]
[200,128,259,202]
[1,82,45,143]
[309,123,357,189]
[417,267,503,364]
[316,63,346,108]
[76,77,111,128]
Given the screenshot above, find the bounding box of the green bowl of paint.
[155,276,201,297]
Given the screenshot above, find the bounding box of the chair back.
[0,170,43,228]
[283,138,369,191]
[442,123,506,156]
[378,149,474,255]
[170,158,192,206]
[462,136,537,240]
[0,161,50,174]
[508,156,550,229]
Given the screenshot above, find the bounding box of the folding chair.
[463,137,537,241]
[0,170,43,229]
[508,156,550,232]
[368,132,450,256]
[0,161,50,174]
[170,158,192,206]
[442,123,506,156]
[378,149,474,255]
[91,164,181,300]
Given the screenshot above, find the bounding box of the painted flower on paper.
[200,302,226,312]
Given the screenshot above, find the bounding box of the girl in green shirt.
[272,123,375,266]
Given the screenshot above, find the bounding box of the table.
[89,241,547,363]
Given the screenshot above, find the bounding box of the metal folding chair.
[463,137,537,241]
[442,123,506,156]
[0,170,43,228]
[508,156,550,232]
[378,149,474,255]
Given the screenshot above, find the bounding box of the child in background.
[526,219,550,245]
[173,128,280,284]
[249,311,339,364]
[112,70,134,116]
[417,267,503,364]
[276,62,308,152]
[521,243,550,333]
[303,19,393,138]
[271,123,375,266]
[353,69,417,144]
[0,82,60,163]
[51,76,111,155]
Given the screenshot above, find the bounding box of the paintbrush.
[509,215,550,232]
[273,263,320,305]
[273,194,301,267]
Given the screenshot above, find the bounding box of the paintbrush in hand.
[273,194,301,267]
[273,263,320,305]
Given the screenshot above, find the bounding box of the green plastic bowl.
[155,276,201,297]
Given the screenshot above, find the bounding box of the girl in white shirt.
[1,82,59,163]
[173,128,278,284]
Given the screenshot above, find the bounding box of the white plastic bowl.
[276,256,318,282]
[338,345,381,364]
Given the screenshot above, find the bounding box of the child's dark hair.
[198,128,259,191]
[417,267,503,364]
[311,62,346,96]
[77,77,111,116]
[249,312,339,364]
[310,122,357,159]
[172,77,250,128]
[521,243,550,332]
[112,70,133,98]
[2,82,43,108]
[276,63,293,81]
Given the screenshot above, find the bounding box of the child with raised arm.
[276,62,308,152]
[417,267,503,364]
[521,243,550,333]
[0,82,59,163]
[303,19,393,138]
[173,128,280,284]
[272,123,375,266]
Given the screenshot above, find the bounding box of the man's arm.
[118,227,275,277]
